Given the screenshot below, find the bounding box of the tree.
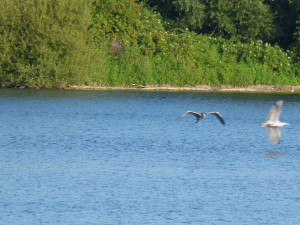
[146,0,274,42]
[145,0,206,31]
[290,0,300,58]
[203,0,274,42]
[264,0,299,48]
[0,0,105,88]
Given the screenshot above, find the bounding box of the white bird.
[261,100,289,144]
[183,110,225,125]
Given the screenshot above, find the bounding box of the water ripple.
[1,89,300,224]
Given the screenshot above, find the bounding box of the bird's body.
[261,100,288,144]
[183,110,225,125]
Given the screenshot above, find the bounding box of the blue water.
[0,89,300,225]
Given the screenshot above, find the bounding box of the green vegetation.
[0,0,300,88]
[0,0,106,88]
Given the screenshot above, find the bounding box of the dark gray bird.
[261,100,289,144]
[183,110,225,125]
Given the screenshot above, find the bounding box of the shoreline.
[66,85,300,93]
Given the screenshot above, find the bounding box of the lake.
[0,89,300,225]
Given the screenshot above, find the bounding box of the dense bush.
[0,0,106,88]
[90,0,299,86]
[0,0,299,88]
[101,31,300,86]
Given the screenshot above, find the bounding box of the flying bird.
[183,110,225,125]
[260,100,289,144]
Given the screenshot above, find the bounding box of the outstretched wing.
[206,112,225,125]
[267,100,283,122]
[183,110,203,123]
[267,127,281,144]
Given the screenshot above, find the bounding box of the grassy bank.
[0,0,299,89]
[101,34,300,87]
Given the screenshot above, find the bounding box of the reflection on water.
[266,151,285,158]
[1,89,300,225]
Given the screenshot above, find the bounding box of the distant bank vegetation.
[0,0,300,88]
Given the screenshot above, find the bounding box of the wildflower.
[111,36,123,53]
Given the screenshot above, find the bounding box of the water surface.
[1,89,300,224]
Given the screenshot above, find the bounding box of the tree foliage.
[91,0,165,44]
[204,0,273,42]
[0,0,106,88]
[147,0,298,48]
[0,0,299,88]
